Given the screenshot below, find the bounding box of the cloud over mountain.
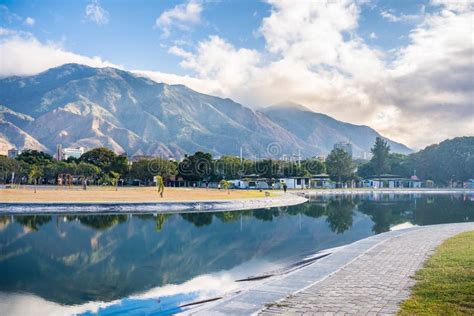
[0,0,472,149]
[0,64,410,158]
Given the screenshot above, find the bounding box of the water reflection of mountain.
[0,194,472,305]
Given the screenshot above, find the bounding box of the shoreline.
[299,188,474,195]
[0,193,308,214]
[1,188,472,214]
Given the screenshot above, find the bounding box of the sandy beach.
[0,186,280,203]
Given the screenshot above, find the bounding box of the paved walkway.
[187,223,474,315]
[261,223,473,315]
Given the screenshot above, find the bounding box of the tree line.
[0,136,472,186]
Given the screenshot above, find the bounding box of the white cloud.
[168,45,193,58]
[1,0,472,148]
[24,17,35,26]
[155,0,203,38]
[380,3,474,147]
[0,32,118,77]
[175,35,261,96]
[149,0,473,148]
[369,32,377,39]
[380,9,421,23]
[430,0,473,13]
[85,0,109,25]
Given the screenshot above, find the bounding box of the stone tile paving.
[260,223,474,315]
[185,223,473,316]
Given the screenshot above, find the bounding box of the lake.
[0,193,473,315]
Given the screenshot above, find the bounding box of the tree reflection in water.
[6,194,473,235]
[15,215,52,231]
[181,212,213,227]
[0,194,472,306]
[325,198,355,234]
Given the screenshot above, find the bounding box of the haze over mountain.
[262,102,411,157]
[0,64,411,158]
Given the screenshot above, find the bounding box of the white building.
[229,177,272,189]
[310,174,335,189]
[279,177,310,189]
[63,147,85,159]
[362,174,423,188]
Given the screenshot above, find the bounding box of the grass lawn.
[398,230,474,315]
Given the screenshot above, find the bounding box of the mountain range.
[0,64,411,158]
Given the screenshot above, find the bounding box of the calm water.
[0,193,473,315]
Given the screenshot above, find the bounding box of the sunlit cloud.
[154,0,203,38]
[24,17,35,26]
[85,0,109,25]
[0,31,119,77]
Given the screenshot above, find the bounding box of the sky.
[0,0,473,149]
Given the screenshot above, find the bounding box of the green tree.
[219,179,231,194]
[28,165,43,193]
[79,147,116,171]
[357,153,410,179]
[215,156,244,180]
[387,153,410,177]
[302,158,326,175]
[326,148,354,186]
[0,156,22,183]
[16,149,53,165]
[110,155,129,176]
[76,162,100,180]
[406,137,474,185]
[255,159,279,178]
[110,171,120,190]
[155,175,165,197]
[371,137,391,179]
[130,158,177,185]
[178,152,213,182]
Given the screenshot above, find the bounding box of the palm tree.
[155,175,165,198]
[220,179,231,194]
[28,165,43,194]
[110,171,120,191]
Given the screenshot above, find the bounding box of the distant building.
[131,155,155,162]
[55,145,85,160]
[7,148,19,158]
[310,174,335,189]
[334,142,353,158]
[362,151,372,160]
[362,174,423,189]
[63,147,85,160]
[55,144,63,160]
[279,177,310,189]
[464,179,474,189]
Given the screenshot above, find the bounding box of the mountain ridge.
[0,63,411,158]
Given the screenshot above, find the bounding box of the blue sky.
[0,0,472,148]
[1,0,270,73]
[1,0,432,73]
